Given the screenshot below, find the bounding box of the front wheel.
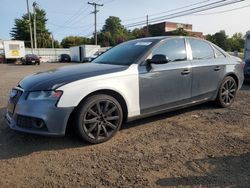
[216,76,237,108]
[75,94,123,144]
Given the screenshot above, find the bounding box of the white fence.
[25,48,70,62]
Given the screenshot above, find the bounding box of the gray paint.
[138,37,244,116]
[6,91,73,136]
[139,61,192,114]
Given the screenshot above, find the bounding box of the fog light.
[33,119,44,129]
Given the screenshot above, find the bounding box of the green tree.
[131,28,147,39]
[98,16,130,46]
[61,36,91,48]
[206,31,245,52]
[10,8,53,48]
[206,30,229,51]
[227,33,245,52]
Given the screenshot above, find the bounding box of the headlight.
[27,90,63,101]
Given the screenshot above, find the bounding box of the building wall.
[149,21,203,38]
[25,48,70,62]
[165,22,192,32]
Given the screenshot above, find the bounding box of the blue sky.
[1,0,250,42]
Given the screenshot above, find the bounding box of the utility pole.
[33,2,38,51]
[50,33,54,49]
[26,0,34,53]
[146,15,149,36]
[50,33,56,61]
[88,2,103,45]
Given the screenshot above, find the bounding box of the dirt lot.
[0,63,249,188]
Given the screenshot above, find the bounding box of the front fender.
[57,64,140,118]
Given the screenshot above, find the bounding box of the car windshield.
[93,40,157,66]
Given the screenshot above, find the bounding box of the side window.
[213,46,226,58]
[152,39,187,62]
[189,39,215,60]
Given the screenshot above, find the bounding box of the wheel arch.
[225,73,239,89]
[66,89,128,131]
[213,72,239,101]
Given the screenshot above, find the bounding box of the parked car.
[244,59,250,81]
[59,54,71,62]
[6,36,244,144]
[22,54,40,65]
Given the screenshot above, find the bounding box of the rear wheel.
[75,94,123,144]
[216,76,237,108]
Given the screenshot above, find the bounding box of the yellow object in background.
[11,50,20,56]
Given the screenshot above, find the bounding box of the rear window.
[189,39,215,60]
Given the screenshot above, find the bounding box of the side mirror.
[148,54,169,64]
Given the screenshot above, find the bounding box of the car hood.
[19,63,128,91]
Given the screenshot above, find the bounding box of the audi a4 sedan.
[5,36,244,144]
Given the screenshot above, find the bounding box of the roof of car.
[134,36,205,41]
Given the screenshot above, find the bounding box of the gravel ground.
[0,63,249,188]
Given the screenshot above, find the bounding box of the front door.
[139,38,192,115]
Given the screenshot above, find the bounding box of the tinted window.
[93,40,156,66]
[152,39,187,62]
[189,39,215,60]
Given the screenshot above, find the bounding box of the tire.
[216,76,237,108]
[75,94,123,144]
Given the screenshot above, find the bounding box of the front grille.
[16,115,48,131]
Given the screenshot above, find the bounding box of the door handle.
[181,69,191,75]
[214,66,221,71]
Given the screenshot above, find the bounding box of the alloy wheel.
[82,100,121,141]
[220,78,237,106]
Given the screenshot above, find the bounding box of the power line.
[125,0,245,28]
[103,0,116,4]
[122,0,212,23]
[193,3,250,15]
[48,21,93,30]
[125,0,227,27]
[51,5,90,32]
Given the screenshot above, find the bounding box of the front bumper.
[5,91,74,136]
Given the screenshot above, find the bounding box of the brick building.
[148,21,203,38]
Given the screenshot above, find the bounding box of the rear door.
[188,39,226,100]
[139,38,192,114]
